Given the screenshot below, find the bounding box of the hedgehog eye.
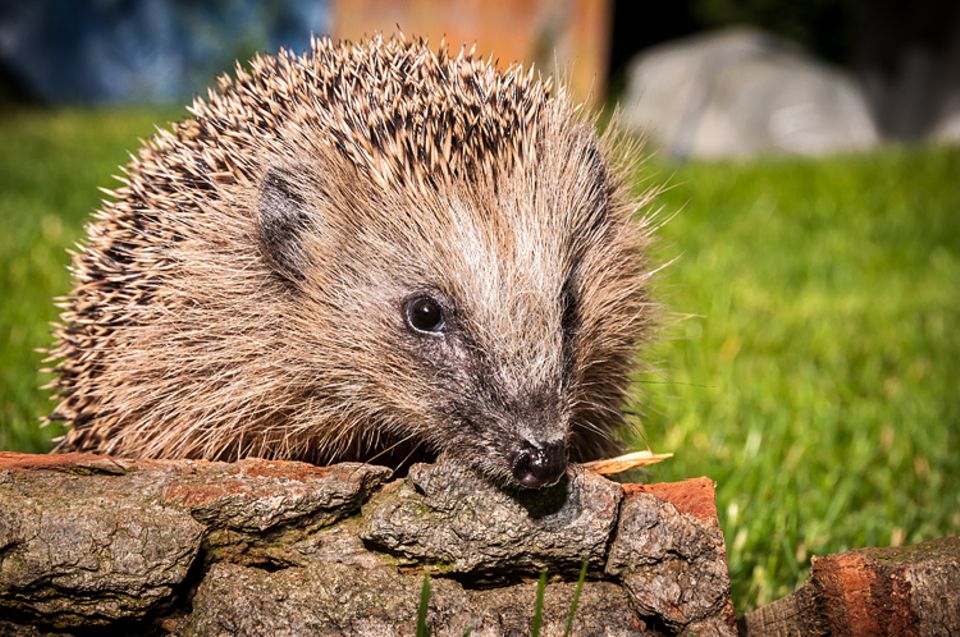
[405,295,445,334]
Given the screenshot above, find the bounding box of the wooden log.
[740,536,960,636]
[0,451,735,635]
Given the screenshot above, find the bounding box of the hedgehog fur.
[46,34,659,488]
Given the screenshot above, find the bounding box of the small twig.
[581,450,673,475]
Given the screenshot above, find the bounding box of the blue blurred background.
[0,0,327,104]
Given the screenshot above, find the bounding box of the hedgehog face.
[255,113,647,489]
[393,282,571,489]
[256,164,578,489]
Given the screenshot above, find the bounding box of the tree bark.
[0,452,736,636]
[740,536,960,636]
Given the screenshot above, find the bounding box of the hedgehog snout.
[508,439,567,489]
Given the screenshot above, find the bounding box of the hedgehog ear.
[257,168,313,284]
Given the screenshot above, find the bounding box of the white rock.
[623,27,879,158]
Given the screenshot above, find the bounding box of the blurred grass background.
[0,108,958,612]
[641,145,960,608]
[0,109,182,449]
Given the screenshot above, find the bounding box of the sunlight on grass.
[0,107,184,451]
[635,148,960,609]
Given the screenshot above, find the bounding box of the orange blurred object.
[332,0,612,107]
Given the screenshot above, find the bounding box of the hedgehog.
[45,34,659,489]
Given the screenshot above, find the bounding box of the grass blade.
[564,559,589,636]
[531,569,547,637]
[416,572,431,637]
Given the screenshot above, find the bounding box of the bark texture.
[0,452,735,636]
[740,536,960,636]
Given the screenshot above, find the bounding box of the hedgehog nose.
[510,441,567,489]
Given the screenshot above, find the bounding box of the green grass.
[0,107,184,451]
[636,147,960,609]
[415,565,582,635]
[416,572,431,637]
[531,569,547,637]
[1,108,958,613]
